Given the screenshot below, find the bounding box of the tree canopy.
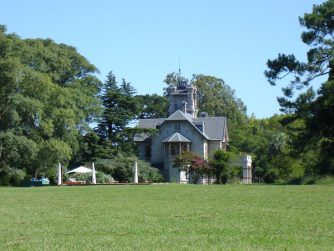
[0,25,101,179]
[265,0,334,175]
[163,72,247,121]
[2,2,334,186]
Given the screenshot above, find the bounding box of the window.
[175,123,180,131]
[170,143,189,156]
[181,143,188,153]
[171,143,179,155]
[145,146,151,159]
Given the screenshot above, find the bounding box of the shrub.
[95,172,112,184]
[67,171,113,184]
[96,155,163,183]
[0,170,10,186]
[9,169,26,186]
[0,168,26,186]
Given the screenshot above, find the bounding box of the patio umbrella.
[67,166,92,174]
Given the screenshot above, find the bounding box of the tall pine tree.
[97,72,138,154]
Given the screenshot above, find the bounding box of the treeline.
[0,25,165,185]
[1,0,333,186]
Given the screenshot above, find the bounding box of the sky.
[0,0,325,118]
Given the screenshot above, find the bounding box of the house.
[134,80,231,183]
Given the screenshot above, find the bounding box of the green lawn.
[0,184,333,250]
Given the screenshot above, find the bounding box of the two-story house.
[134,82,229,183]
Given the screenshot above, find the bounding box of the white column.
[134,161,138,184]
[242,155,252,184]
[57,163,62,186]
[92,162,96,184]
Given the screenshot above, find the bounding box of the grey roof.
[134,133,151,142]
[136,118,166,129]
[162,132,191,143]
[193,117,229,141]
[134,118,165,142]
[134,110,229,142]
[165,110,194,121]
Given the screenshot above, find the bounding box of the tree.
[191,74,247,121]
[189,155,209,184]
[173,151,209,184]
[97,72,138,153]
[163,72,247,121]
[0,132,37,169]
[97,72,122,141]
[173,151,192,178]
[268,133,288,158]
[135,94,168,119]
[209,149,232,184]
[0,26,101,179]
[265,1,334,175]
[163,72,187,86]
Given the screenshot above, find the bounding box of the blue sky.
[1,0,325,118]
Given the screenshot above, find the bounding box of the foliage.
[0,131,38,173]
[265,0,334,176]
[189,155,210,184]
[173,151,193,182]
[96,155,162,183]
[0,167,26,186]
[163,71,188,86]
[0,26,101,177]
[163,72,247,121]
[8,169,26,186]
[228,112,308,183]
[173,151,192,175]
[67,171,112,184]
[173,151,209,184]
[209,149,233,184]
[191,74,247,121]
[135,94,168,119]
[96,72,139,154]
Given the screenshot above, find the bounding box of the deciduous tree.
[209,149,232,184]
[0,26,101,180]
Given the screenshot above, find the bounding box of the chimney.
[182,101,187,113]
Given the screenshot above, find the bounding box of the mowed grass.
[0,184,333,250]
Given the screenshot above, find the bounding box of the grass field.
[0,184,333,250]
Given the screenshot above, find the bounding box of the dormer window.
[194,121,204,132]
[175,123,180,131]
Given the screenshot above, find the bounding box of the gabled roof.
[162,132,191,143]
[134,118,165,142]
[193,117,229,141]
[136,118,166,129]
[134,110,229,142]
[165,110,193,121]
[161,110,209,139]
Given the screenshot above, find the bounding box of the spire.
[177,58,187,88]
[178,58,181,87]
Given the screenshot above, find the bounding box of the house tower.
[166,80,198,117]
